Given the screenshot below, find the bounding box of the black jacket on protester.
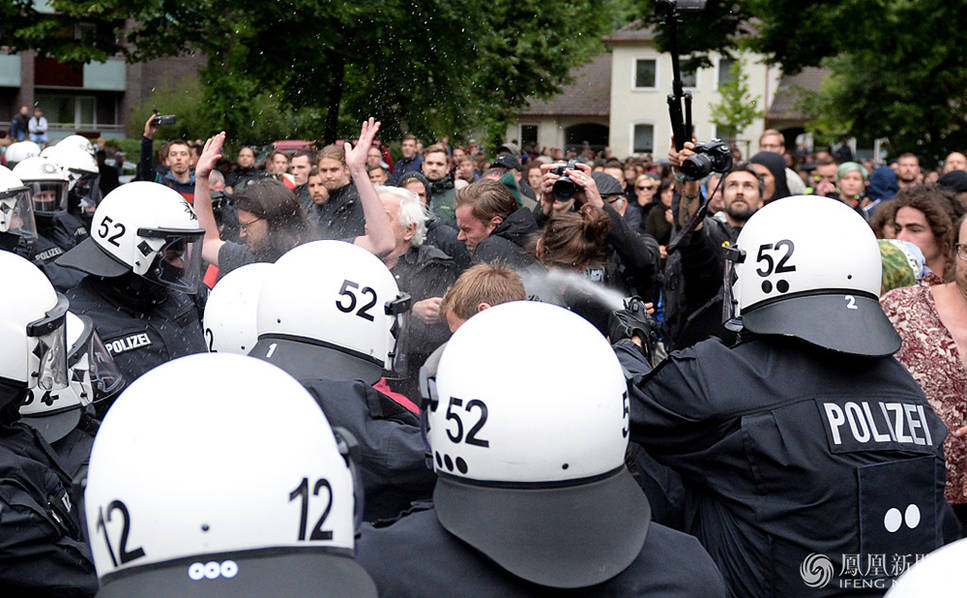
[0,391,98,597]
[662,215,738,350]
[473,207,541,272]
[357,507,727,598]
[623,335,953,598]
[306,183,365,241]
[424,218,471,272]
[225,166,262,193]
[297,379,436,522]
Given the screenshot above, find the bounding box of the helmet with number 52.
[253,240,411,383]
[423,300,649,588]
[85,353,376,597]
[56,181,205,293]
[723,195,900,356]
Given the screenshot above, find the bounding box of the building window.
[35,94,96,127]
[718,56,737,87]
[633,124,654,154]
[681,67,698,88]
[634,59,656,89]
[521,124,538,146]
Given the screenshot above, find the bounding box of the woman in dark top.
[644,178,674,246]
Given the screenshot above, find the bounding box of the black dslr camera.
[550,159,579,201]
[681,139,732,180]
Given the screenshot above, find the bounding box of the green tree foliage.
[709,58,763,141]
[3,0,612,146]
[631,0,967,163]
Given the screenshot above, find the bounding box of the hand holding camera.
[539,160,603,212]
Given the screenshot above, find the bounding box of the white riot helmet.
[56,182,205,293]
[424,301,648,588]
[0,166,38,253]
[722,195,900,356]
[253,240,412,383]
[4,140,41,168]
[13,156,70,216]
[0,252,69,397]
[44,144,99,208]
[20,311,124,442]
[84,353,375,597]
[203,262,274,354]
[885,537,967,597]
[57,134,96,157]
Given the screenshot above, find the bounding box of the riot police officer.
[0,251,97,596]
[358,301,727,597]
[20,310,123,486]
[56,182,208,405]
[14,155,90,252]
[617,195,952,597]
[249,240,435,522]
[84,353,377,596]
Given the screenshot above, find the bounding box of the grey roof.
[518,54,611,117]
[767,67,829,122]
[604,21,657,43]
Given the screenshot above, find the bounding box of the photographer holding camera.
[536,161,662,301]
[663,140,766,349]
[140,111,195,203]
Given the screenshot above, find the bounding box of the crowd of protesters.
[2,105,967,596]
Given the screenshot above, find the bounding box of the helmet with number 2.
[424,301,649,589]
[85,353,376,597]
[254,241,411,383]
[723,195,900,357]
[203,262,274,354]
[56,182,205,293]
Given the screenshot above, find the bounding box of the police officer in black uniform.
[14,154,90,252]
[615,195,953,597]
[0,251,98,596]
[249,240,436,522]
[358,301,726,597]
[56,181,207,405]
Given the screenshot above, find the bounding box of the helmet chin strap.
[0,378,28,424]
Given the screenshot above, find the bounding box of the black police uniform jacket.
[65,277,207,389]
[0,415,98,596]
[357,507,728,597]
[298,378,436,523]
[625,335,948,598]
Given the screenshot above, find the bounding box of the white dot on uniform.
[905,504,921,528]
[188,562,205,580]
[884,508,902,533]
[221,560,238,578]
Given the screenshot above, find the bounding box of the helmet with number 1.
[56,182,205,293]
[253,241,411,383]
[84,353,375,597]
[0,252,69,404]
[20,311,124,443]
[423,301,649,588]
[4,140,41,168]
[13,156,70,216]
[722,195,900,356]
[203,262,274,354]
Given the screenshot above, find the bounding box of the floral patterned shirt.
[881,284,967,504]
